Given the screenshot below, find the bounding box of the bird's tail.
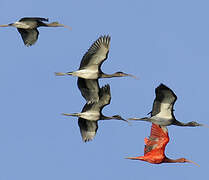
[0,24,9,27]
[55,72,73,76]
[62,113,80,117]
[125,156,143,161]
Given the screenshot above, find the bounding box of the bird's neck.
[101,73,119,78]
[163,157,185,163]
[173,120,190,126]
[100,115,113,120]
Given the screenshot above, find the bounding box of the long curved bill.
[185,159,200,167]
[62,24,72,30]
[201,124,209,128]
[126,73,139,79]
[0,24,9,27]
[57,23,72,30]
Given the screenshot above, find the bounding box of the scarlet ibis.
[129,83,205,127]
[63,84,127,141]
[77,78,100,104]
[126,123,199,165]
[0,17,71,46]
[55,35,136,79]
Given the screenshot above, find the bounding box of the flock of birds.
[0,17,206,166]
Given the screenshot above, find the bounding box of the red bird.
[126,123,199,165]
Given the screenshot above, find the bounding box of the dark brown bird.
[129,83,205,127]
[0,17,71,46]
[55,35,136,79]
[126,123,199,166]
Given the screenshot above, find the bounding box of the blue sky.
[0,0,209,179]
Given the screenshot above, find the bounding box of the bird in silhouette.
[55,35,136,79]
[77,78,100,104]
[63,84,127,141]
[128,83,205,127]
[126,123,199,165]
[0,17,71,46]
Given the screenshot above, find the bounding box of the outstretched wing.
[19,17,49,22]
[151,83,177,118]
[77,78,100,103]
[98,84,111,109]
[17,28,39,46]
[79,35,110,69]
[81,84,111,113]
[78,118,98,142]
[144,123,169,155]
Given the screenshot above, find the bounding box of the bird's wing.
[79,35,110,69]
[78,118,98,142]
[81,84,111,113]
[98,84,111,109]
[151,83,177,117]
[80,83,111,114]
[19,17,49,22]
[77,78,100,103]
[144,123,169,155]
[17,28,39,46]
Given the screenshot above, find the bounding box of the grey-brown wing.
[98,84,111,109]
[19,17,49,22]
[79,35,110,69]
[77,78,99,103]
[80,84,111,113]
[78,118,98,142]
[151,83,177,116]
[17,28,39,46]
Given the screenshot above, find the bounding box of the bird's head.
[111,115,130,124]
[187,121,203,127]
[112,115,124,120]
[114,71,138,79]
[48,22,72,30]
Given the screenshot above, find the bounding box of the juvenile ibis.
[0,17,71,46]
[55,35,136,79]
[129,83,205,127]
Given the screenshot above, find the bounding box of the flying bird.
[63,84,128,141]
[0,17,71,46]
[55,35,136,79]
[126,123,199,165]
[77,78,100,104]
[128,83,205,127]
[63,84,126,121]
